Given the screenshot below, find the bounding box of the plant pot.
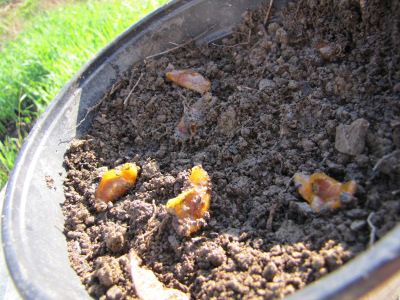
[2,0,400,299]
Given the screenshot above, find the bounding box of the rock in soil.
[335,118,369,156]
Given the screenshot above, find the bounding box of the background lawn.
[0,0,170,188]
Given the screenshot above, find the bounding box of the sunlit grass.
[0,136,21,185]
[0,0,169,188]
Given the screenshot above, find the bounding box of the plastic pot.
[2,0,400,299]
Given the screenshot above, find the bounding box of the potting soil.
[62,0,400,299]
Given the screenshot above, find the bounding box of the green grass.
[0,0,15,6]
[0,136,21,177]
[0,0,170,188]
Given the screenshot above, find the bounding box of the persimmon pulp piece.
[189,165,210,187]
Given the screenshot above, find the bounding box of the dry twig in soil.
[263,0,274,25]
[145,25,216,60]
[367,212,377,247]
[267,201,280,231]
[124,73,143,106]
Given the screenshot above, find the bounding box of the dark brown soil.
[62,1,400,299]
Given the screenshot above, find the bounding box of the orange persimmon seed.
[166,165,212,236]
[94,163,138,211]
[165,70,211,93]
[294,173,356,213]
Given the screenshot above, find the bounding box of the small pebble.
[259,79,277,90]
[345,208,368,219]
[350,220,367,231]
[335,118,369,155]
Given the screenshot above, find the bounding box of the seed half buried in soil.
[94,163,139,212]
[294,173,357,213]
[166,166,212,236]
[165,70,211,93]
[175,97,208,140]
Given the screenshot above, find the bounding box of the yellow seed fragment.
[294,173,356,213]
[166,166,212,236]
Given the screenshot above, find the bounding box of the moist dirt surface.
[62,1,400,299]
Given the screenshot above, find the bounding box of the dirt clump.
[63,0,400,299]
